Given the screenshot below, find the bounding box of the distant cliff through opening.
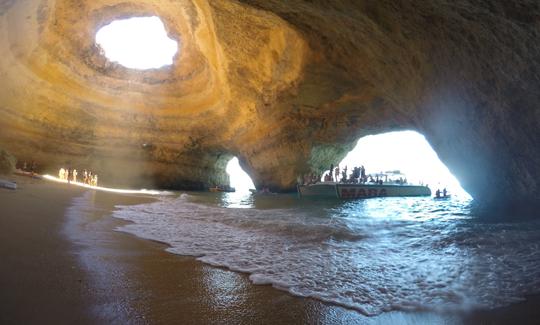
[95,16,178,70]
[335,131,470,197]
[226,157,255,192]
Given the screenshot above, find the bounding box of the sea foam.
[112,194,540,315]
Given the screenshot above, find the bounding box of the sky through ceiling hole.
[95,16,178,70]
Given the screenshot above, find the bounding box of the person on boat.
[59,168,65,180]
[67,168,72,183]
[435,189,441,198]
[443,188,448,197]
[329,163,334,181]
[72,169,78,183]
[334,166,340,182]
[350,167,357,183]
[324,172,331,182]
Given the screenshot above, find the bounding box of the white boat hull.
[298,183,431,199]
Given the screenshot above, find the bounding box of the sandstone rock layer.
[0,0,539,211]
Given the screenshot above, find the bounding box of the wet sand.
[0,175,89,324]
[1,175,539,324]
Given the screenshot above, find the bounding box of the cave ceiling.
[0,0,539,210]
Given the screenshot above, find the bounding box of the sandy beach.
[1,175,539,324]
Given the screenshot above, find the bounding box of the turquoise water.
[113,192,540,315]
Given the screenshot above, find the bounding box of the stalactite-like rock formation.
[0,0,539,211]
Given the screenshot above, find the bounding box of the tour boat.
[297,182,431,199]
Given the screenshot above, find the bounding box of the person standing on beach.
[67,168,72,184]
[30,161,36,175]
[82,169,87,184]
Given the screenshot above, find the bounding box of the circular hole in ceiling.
[95,16,179,70]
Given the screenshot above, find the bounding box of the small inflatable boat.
[0,179,17,190]
[434,194,451,200]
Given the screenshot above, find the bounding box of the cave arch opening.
[226,157,255,193]
[334,131,470,197]
[95,16,178,70]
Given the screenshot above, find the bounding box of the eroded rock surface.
[0,0,539,210]
[0,148,16,175]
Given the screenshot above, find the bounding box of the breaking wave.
[112,194,540,315]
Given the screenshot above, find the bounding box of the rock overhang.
[0,0,539,213]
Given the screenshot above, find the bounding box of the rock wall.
[0,148,16,175]
[0,0,539,211]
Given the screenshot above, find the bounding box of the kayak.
[434,195,451,199]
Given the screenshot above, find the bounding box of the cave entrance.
[226,157,255,193]
[337,131,470,197]
[95,16,178,70]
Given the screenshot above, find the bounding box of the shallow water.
[112,192,540,316]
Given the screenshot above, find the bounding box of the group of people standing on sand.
[58,167,98,186]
